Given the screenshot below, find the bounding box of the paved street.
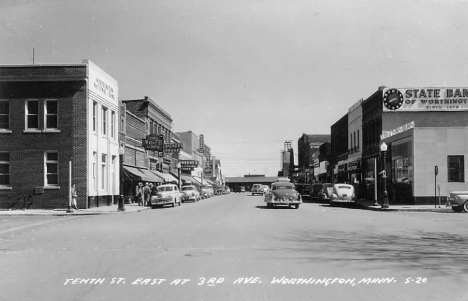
[0,193,467,301]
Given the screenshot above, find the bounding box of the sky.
[1,0,468,177]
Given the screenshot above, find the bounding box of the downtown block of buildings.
[297,86,468,205]
[0,60,224,209]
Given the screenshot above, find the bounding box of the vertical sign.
[199,134,204,149]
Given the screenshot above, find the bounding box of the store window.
[0,100,9,130]
[448,155,464,182]
[0,152,10,185]
[45,100,58,129]
[45,151,59,186]
[26,100,39,129]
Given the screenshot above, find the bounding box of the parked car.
[448,191,468,212]
[225,187,231,194]
[180,185,200,202]
[150,184,181,208]
[329,184,356,206]
[310,183,324,199]
[251,184,264,196]
[200,185,212,198]
[318,183,334,203]
[234,186,245,193]
[301,184,313,198]
[262,185,270,193]
[264,181,302,209]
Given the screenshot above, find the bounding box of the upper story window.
[110,111,115,138]
[0,100,9,130]
[0,152,10,185]
[26,100,39,129]
[45,151,59,186]
[93,102,97,132]
[102,107,107,136]
[448,155,464,182]
[45,100,58,129]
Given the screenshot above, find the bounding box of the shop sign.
[142,134,164,151]
[204,167,212,174]
[383,87,468,112]
[163,143,183,154]
[180,160,199,171]
[338,164,346,173]
[381,121,415,140]
[347,160,361,171]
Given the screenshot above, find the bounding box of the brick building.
[0,60,119,209]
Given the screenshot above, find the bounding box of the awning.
[152,170,179,183]
[180,175,200,187]
[192,176,212,186]
[123,165,163,183]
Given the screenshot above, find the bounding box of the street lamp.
[380,142,389,209]
[118,146,125,212]
[177,162,181,191]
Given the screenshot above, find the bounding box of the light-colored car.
[251,184,264,196]
[200,185,213,198]
[262,185,270,193]
[150,184,181,208]
[225,187,231,194]
[329,184,356,206]
[264,181,302,209]
[448,191,468,212]
[181,185,200,203]
[318,183,334,203]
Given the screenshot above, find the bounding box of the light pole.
[177,162,181,191]
[118,146,125,212]
[380,142,389,209]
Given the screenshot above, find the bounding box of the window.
[26,100,39,129]
[0,152,10,185]
[93,102,97,132]
[93,152,97,191]
[357,130,360,151]
[101,154,107,189]
[45,100,58,129]
[448,155,464,182]
[45,151,59,186]
[0,100,9,130]
[110,111,115,138]
[102,107,107,135]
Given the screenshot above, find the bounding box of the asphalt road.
[0,193,467,301]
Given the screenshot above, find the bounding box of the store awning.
[123,166,163,183]
[152,170,179,183]
[180,175,200,187]
[192,176,212,186]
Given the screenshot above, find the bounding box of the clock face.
[383,89,404,110]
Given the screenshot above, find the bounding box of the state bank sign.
[382,87,468,112]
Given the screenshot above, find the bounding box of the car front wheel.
[463,201,468,212]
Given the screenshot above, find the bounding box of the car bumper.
[150,198,173,205]
[181,196,197,201]
[265,200,302,205]
[331,198,355,203]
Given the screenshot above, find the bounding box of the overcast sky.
[1,0,468,177]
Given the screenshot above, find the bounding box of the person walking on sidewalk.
[143,182,151,206]
[71,184,79,210]
[135,182,144,206]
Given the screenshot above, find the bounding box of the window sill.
[0,130,12,134]
[43,129,61,133]
[23,129,42,134]
[44,186,60,190]
[0,186,12,191]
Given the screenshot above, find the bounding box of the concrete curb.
[356,204,454,213]
[0,206,152,216]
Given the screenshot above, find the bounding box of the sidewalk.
[356,199,454,213]
[0,203,151,216]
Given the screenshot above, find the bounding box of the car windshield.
[273,185,294,190]
[182,186,194,191]
[158,186,173,192]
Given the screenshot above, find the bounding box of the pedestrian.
[150,182,158,196]
[143,182,151,206]
[71,184,79,210]
[135,182,144,206]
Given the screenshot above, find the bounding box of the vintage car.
[264,181,302,209]
[318,183,334,203]
[200,185,213,198]
[262,185,270,193]
[180,185,200,202]
[329,184,356,206]
[234,186,245,193]
[150,184,181,208]
[300,184,313,198]
[251,184,264,196]
[310,183,324,199]
[448,191,468,212]
[225,187,231,194]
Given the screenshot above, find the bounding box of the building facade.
[0,60,119,209]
